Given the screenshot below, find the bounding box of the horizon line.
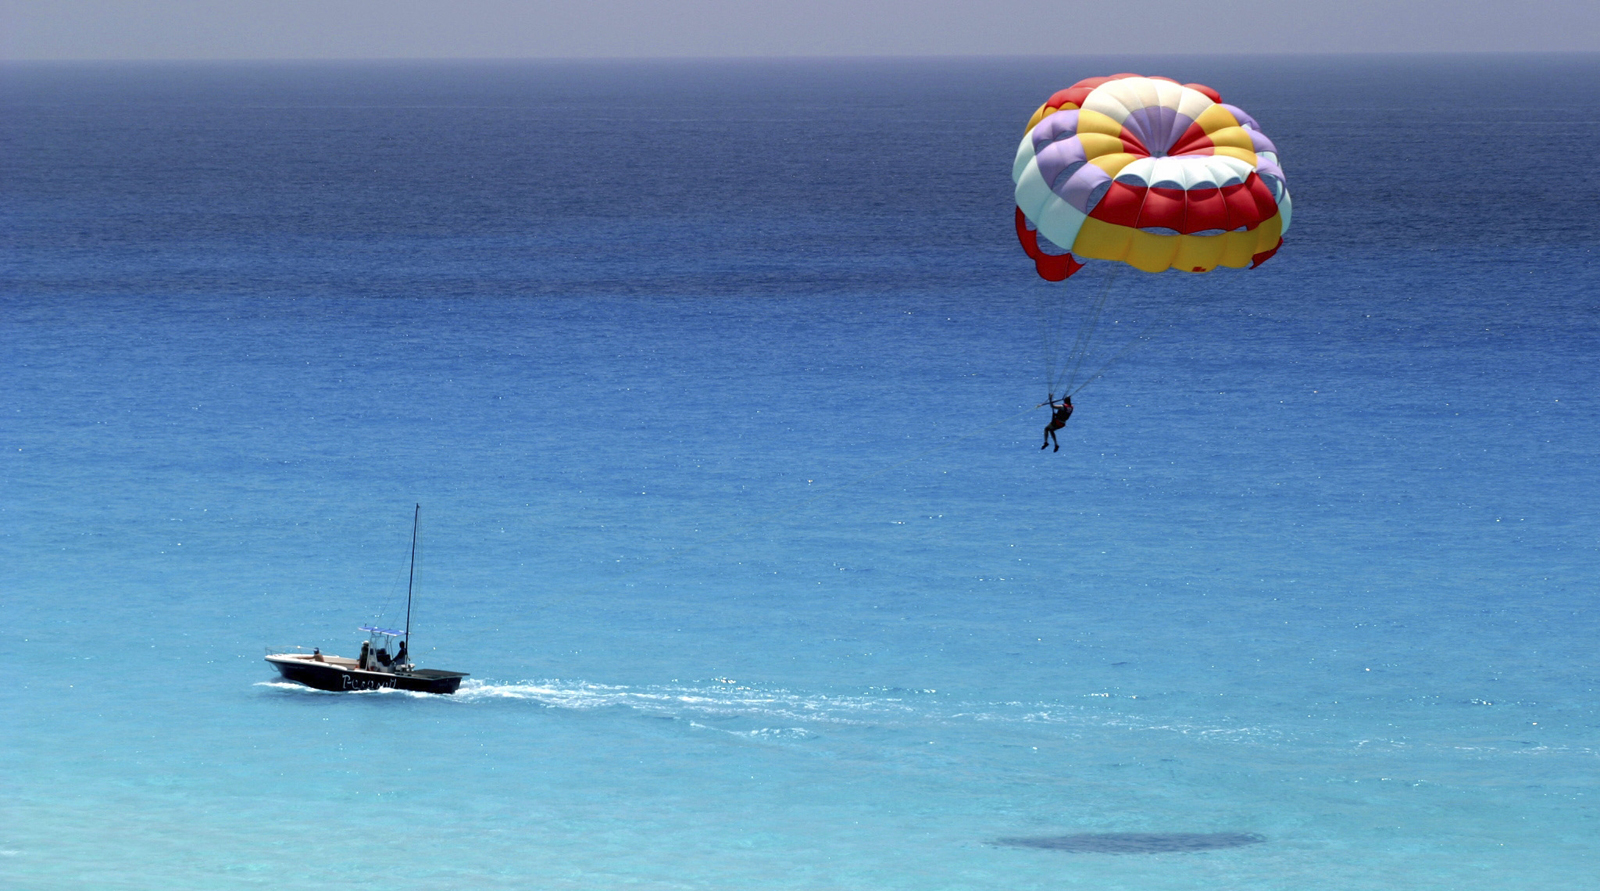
[5,49,1599,64]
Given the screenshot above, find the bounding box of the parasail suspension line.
[1066,288,1204,397]
[1059,267,1120,393]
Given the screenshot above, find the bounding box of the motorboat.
[265,629,468,694]
[265,505,468,695]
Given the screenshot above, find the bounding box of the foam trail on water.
[454,678,919,727]
[996,832,1267,854]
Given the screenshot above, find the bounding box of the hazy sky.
[2,0,1597,60]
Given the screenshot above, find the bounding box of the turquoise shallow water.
[3,56,1598,889]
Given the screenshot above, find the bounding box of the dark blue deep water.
[3,55,1598,889]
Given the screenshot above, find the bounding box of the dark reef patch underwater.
[996,832,1267,854]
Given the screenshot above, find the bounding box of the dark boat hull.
[266,655,468,694]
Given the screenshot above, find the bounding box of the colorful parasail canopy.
[1012,74,1291,281]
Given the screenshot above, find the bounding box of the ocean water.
[2,55,1597,889]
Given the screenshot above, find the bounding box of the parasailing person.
[1042,394,1073,451]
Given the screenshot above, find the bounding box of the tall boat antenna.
[406,503,419,646]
